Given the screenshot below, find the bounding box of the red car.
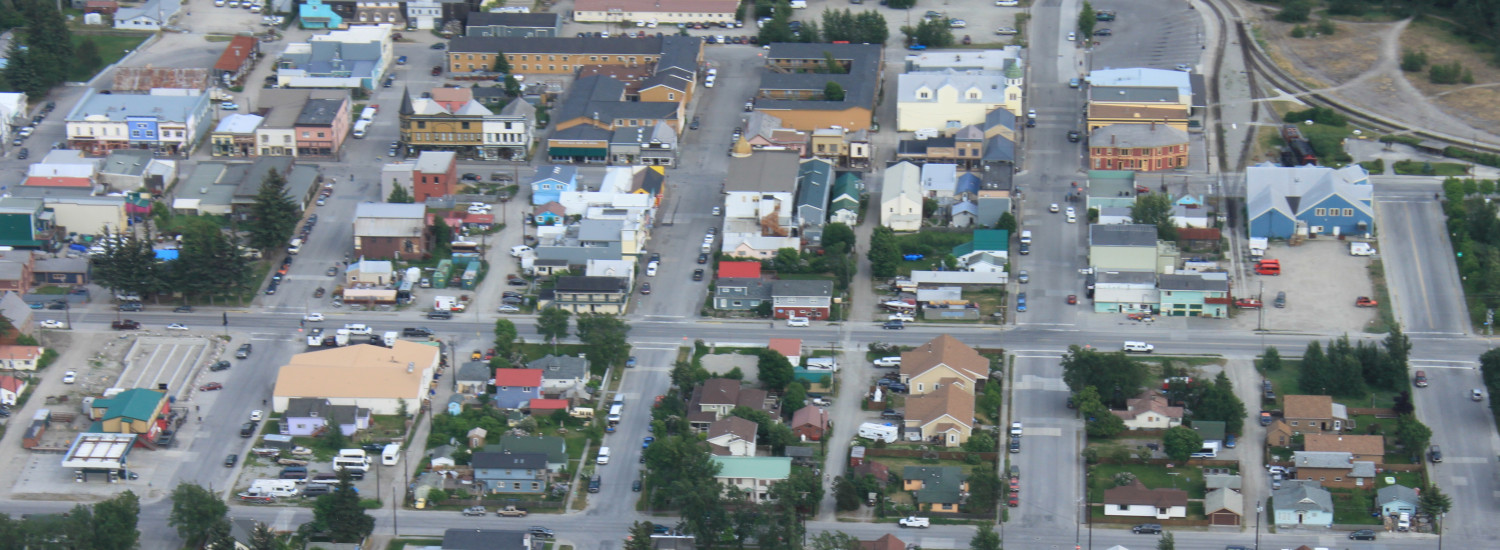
[1135,185,1151,194]
[1009,478,1019,491]
[431,65,443,76]
[1235,298,1263,309]
[1355,297,1378,308]
[1007,495,1019,507]
[1067,294,1078,305]
[199,382,223,391]
[483,348,496,361]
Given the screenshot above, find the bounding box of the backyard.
[1328,487,1381,525]
[1258,359,1402,409]
[1087,463,1207,504]
[67,32,149,81]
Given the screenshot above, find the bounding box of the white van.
[352,119,369,139]
[607,404,623,423]
[343,323,373,335]
[1122,341,1155,353]
[359,106,377,122]
[1019,230,1033,245]
[786,316,810,327]
[381,443,401,466]
[287,238,303,255]
[510,245,534,257]
[596,446,611,465]
[248,479,299,497]
[857,422,898,443]
[873,356,902,368]
[1349,242,1376,256]
[789,0,807,6]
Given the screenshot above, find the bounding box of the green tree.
[757,347,796,391]
[1384,325,1412,371]
[832,476,863,511]
[169,483,230,546]
[1419,484,1453,516]
[493,319,518,357]
[782,381,808,411]
[996,211,1018,232]
[492,50,512,73]
[1262,346,1282,372]
[176,222,254,304]
[970,523,1001,550]
[249,521,280,550]
[387,181,415,203]
[824,81,846,101]
[1079,385,1127,438]
[1157,531,1176,550]
[1194,372,1247,436]
[773,247,805,273]
[536,307,571,344]
[1394,414,1432,454]
[868,226,902,278]
[1,41,43,97]
[900,19,955,48]
[671,359,710,394]
[503,74,522,97]
[822,222,856,252]
[247,169,300,252]
[887,0,916,8]
[1162,425,1203,462]
[758,0,797,44]
[76,37,103,74]
[963,430,996,452]
[94,230,166,300]
[965,469,1002,513]
[1078,1,1098,39]
[1482,348,1500,417]
[576,313,632,368]
[1131,192,1177,241]
[89,490,141,550]
[432,217,453,257]
[1060,345,1150,407]
[809,530,862,550]
[821,51,846,73]
[626,521,657,550]
[203,518,237,550]
[854,11,891,44]
[1316,17,1337,35]
[1275,0,1313,22]
[1400,49,1429,72]
[1299,340,1330,395]
[311,469,375,542]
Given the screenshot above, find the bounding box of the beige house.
[0,345,46,371]
[1103,480,1188,519]
[272,341,440,415]
[706,416,758,456]
[1283,395,1349,433]
[880,161,923,231]
[1111,390,1183,430]
[1304,434,1384,464]
[902,385,974,447]
[899,335,988,395]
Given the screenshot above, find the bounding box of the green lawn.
[1328,487,1381,524]
[67,33,149,81]
[1258,360,1402,409]
[1392,160,1470,176]
[31,286,69,295]
[1088,463,1206,503]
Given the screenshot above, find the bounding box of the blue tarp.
[154,249,179,261]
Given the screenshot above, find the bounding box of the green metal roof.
[952,229,1008,257]
[904,466,966,504]
[93,388,165,422]
[712,456,792,480]
[548,146,606,158]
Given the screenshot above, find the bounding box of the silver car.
[1017,270,1029,284]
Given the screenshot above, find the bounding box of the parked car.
[1131,524,1162,534]
[1349,529,1376,541]
[62,371,76,384]
[236,343,253,358]
[210,361,232,372]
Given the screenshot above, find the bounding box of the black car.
[1131,524,1162,534]
[880,409,901,419]
[240,422,256,437]
[528,527,554,539]
[224,454,237,467]
[1067,131,1081,142]
[1018,242,1030,255]
[632,479,642,491]
[689,117,700,130]
[503,291,524,299]
[649,252,661,263]
[265,283,278,295]
[46,300,66,310]
[118,302,143,312]
[16,148,27,159]
[697,253,709,264]
[461,173,481,182]
[174,305,194,312]
[210,360,232,372]
[692,269,704,281]
[1008,437,1020,453]
[1094,28,1112,36]
[429,42,446,49]
[883,320,905,330]
[403,327,433,337]
[1348,530,1376,541]
[236,343,252,358]
[383,75,395,88]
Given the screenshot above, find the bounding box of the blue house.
[492,368,543,409]
[795,158,835,229]
[530,165,579,206]
[298,0,343,29]
[470,451,550,494]
[1272,481,1334,528]
[1246,163,1372,239]
[1157,272,1230,318]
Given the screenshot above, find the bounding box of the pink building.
[292,93,352,158]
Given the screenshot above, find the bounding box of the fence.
[1087,512,1210,528]
[435,498,564,509]
[1347,407,1398,418]
[1093,457,1240,468]
[863,448,1000,461]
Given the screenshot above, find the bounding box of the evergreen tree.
[76,37,103,75]
[1078,1,1098,38]
[387,181,415,203]
[90,490,141,550]
[1299,340,1330,395]
[1419,484,1452,516]
[247,169,300,252]
[536,307,571,344]
[312,469,375,542]
[1261,346,1282,371]
[867,226,901,278]
[169,483,230,546]
[493,318,518,357]
[249,521,279,550]
[824,81,846,101]
[432,217,453,257]
[575,313,632,368]
[1,41,42,97]
[625,521,656,550]
[492,50,512,73]
[969,523,1001,550]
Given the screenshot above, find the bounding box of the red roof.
[1178,227,1222,241]
[493,368,543,387]
[465,213,495,225]
[768,338,801,358]
[23,176,91,188]
[213,36,258,72]
[718,261,762,279]
[529,398,569,411]
[0,375,24,393]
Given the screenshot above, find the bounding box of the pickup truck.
[111,320,141,330]
[898,516,930,528]
[496,506,528,517]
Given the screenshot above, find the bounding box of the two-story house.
[829,172,863,226]
[492,369,544,409]
[795,158,835,236]
[413,151,458,202]
[399,87,490,158]
[1282,395,1349,433]
[454,361,492,395]
[1103,480,1189,520]
[706,416,759,456]
[1292,451,1375,488]
[902,385,974,447]
[686,378,776,432]
[903,466,968,512]
[471,451,550,494]
[1303,434,1384,464]
[293,94,352,158]
[712,456,790,501]
[899,335,987,395]
[897,70,1013,132]
[880,161,923,231]
[526,355,589,395]
[771,280,834,321]
[353,202,428,260]
[543,276,628,314]
[1157,272,1231,318]
[281,397,372,436]
[495,435,568,472]
[530,165,579,206]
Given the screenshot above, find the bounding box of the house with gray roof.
[98,149,178,192]
[903,466,967,512]
[715,278,772,311]
[495,435,569,472]
[0,292,34,336]
[1272,481,1333,527]
[1091,270,1159,314]
[465,12,562,37]
[1376,484,1419,517]
[441,528,534,550]
[829,172,862,227]
[1158,272,1230,317]
[470,452,551,494]
[772,280,834,321]
[527,355,589,394]
[756,43,883,132]
[113,0,182,30]
[281,397,371,437]
[609,122,678,167]
[64,89,212,158]
[796,158,835,233]
[1246,163,1373,239]
[454,361,492,395]
[276,25,392,90]
[1205,486,1244,526]
[1089,224,1160,271]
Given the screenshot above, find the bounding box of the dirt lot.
[1237,239,1380,333]
[1396,21,1500,130]
[1259,17,1388,84]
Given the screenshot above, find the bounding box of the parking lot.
[1232,239,1380,333]
[1087,0,1205,73]
[118,336,226,399]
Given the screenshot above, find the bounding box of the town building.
[353,202,428,260]
[276,25,394,90]
[755,43,883,131]
[711,456,791,501]
[897,70,1020,132]
[412,151,458,201]
[1088,123,1190,171]
[542,276,629,314]
[64,89,212,157]
[281,397,372,436]
[212,36,261,87]
[465,12,561,37]
[903,466,967,512]
[880,161,923,231]
[572,0,739,24]
[1246,163,1373,239]
[271,341,441,415]
[899,335,987,395]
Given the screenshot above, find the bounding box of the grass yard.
[1392,160,1470,176]
[1258,360,1402,409]
[1377,469,1425,489]
[517,343,589,364]
[366,414,407,439]
[31,286,70,295]
[388,539,444,550]
[1088,463,1206,503]
[871,455,991,479]
[1328,487,1382,524]
[966,288,1006,322]
[67,33,149,81]
[1133,356,1227,369]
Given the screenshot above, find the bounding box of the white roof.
[1088,67,1192,97]
[355,202,425,220]
[415,151,456,173]
[898,70,1010,103]
[214,113,264,134]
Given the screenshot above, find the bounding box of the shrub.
[1429,61,1465,85]
[1283,106,1347,127]
[1275,0,1312,22]
[1400,49,1428,72]
[1290,25,1307,38]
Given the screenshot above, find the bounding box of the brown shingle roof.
[707,416,758,442]
[1178,227,1222,241]
[904,384,974,430]
[697,378,742,406]
[1283,395,1333,420]
[899,335,987,383]
[859,534,906,550]
[1304,434,1384,457]
[790,405,827,431]
[1111,389,1184,421]
[1103,480,1188,508]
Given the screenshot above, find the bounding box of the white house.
[526,355,589,394]
[1103,480,1188,520]
[0,375,28,406]
[711,456,791,501]
[1111,390,1184,430]
[113,0,183,30]
[897,70,1017,132]
[405,0,442,29]
[276,25,393,90]
[881,161,923,231]
[705,417,758,457]
[0,345,46,371]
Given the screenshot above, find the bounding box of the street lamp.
[1255,504,1263,550]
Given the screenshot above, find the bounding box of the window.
[317,132,325,138]
[1343,208,1353,216]
[549,65,555,71]
[131,130,140,138]
[668,93,675,100]
[916,383,924,392]
[1315,208,1326,216]
[1290,421,1298,426]
[918,91,929,99]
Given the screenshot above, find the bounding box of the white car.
[166,323,189,331]
[17,127,33,137]
[888,313,915,322]
[995,0,1019,5]
[304,312,325,322]
[949,19,967,28]
[40,320,66,329]
[1065,206,1077,223]
[1067,31,1077,41]
[712,206,721,216]
[873,356,902,367]
[62,371,76,384]
[707,68,718,78]
[646,261,659,277]
[1010,421,1023,437]
[497,305,521,313]
[220,102,239,111]
[995,27,1019,35]
[469,202,492,211]
[704,76,716,88]
[250,410,263,422]
[1049,203,1060,213]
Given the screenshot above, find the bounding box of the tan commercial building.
[272,341,440,415]
[447,36,694,76]
[572,0,739,25]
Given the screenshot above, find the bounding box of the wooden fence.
[435,499,564,509]
[863,448,1000,461]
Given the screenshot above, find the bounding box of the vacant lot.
[67,33,149,81]
[1233,239,1379,333]
[1398,20,1500,132]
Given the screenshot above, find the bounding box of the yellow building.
[898,335,988,395]
[447,35,701,76]
[89,389,169,436]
